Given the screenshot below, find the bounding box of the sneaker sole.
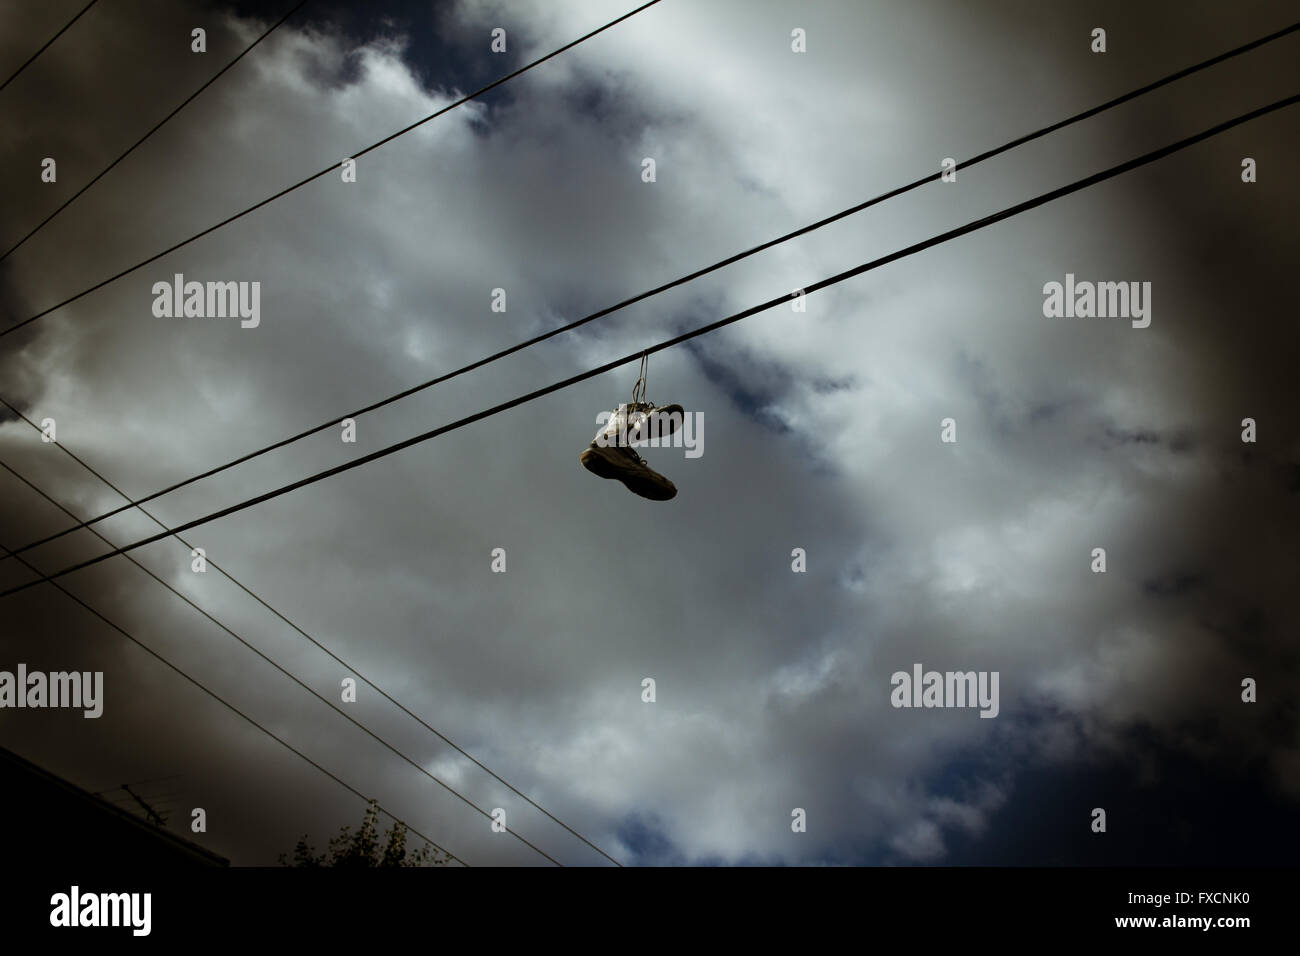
[580,447,677,500]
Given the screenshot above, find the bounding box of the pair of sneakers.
[579,402,684,500]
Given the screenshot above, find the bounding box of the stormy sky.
[0,0,1296,867]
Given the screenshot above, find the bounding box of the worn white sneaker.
[595,402,686,447]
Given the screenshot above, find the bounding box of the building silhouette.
[0,745,228,867]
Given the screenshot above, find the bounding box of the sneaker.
[597,402,686,447]
[579,442,677,500]
[638,402,685,442]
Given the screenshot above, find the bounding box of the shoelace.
[631,352,650,407]
[619,402,657,451]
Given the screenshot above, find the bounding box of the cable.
[0,0,312,263]
[0,397,622,865]
[9,17,1297,558]
[0,537,465,866]
[4,91,1294,600]
[0,0,98,94]
[0,455,564,865]
[0,0,664,339]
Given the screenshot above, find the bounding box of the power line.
[3,91,1294,599]
[0,396,622,866]
[0,537,466,867]
[0,0,312,263]
[8,17,1296,559]
[0,0,664,339]
[0,0,98,94]
[1,463,470,864]
[0,455,564,866]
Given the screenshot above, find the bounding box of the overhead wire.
[0,454,566,865]
[0,396,622,865]
[6,17,1296,558]
[0,0,99,94]
[0,0,313,263]
[0,0,665,338]
[4,91,1295,600]
[0,534,467,866]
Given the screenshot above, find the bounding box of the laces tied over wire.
[620,351,653,457]
[631,351,650,408]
